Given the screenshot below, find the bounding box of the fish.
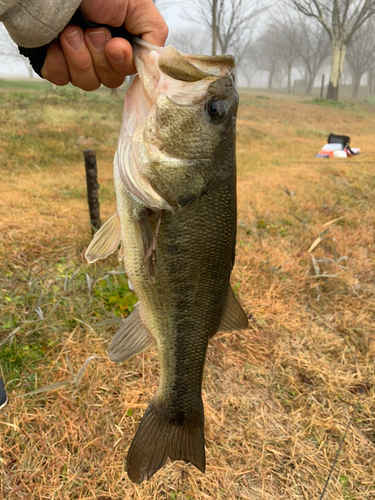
[85,38,248,483]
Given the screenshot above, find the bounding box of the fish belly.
[116,170,236,482]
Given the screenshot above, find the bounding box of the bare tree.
[346,18,375,96]
[254,25,283,89]
[189,0,265,55]
[231,33,254,83]
[290,0,375,100]
[273,18,300,94]
[368,63,375,94]
[239,56,257,87]
[0,24,35,78]
[294,18,331,94]
[167,29,211,55]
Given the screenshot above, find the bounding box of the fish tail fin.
[126,399,205,483]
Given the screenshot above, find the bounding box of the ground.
[0,80,374,499]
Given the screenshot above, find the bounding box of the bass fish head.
[115,39,238,211]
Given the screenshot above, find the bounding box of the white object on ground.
[321,143,343,152]
[333,150,347,158]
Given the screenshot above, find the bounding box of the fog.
[1,0,375,98]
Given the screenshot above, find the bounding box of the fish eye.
[206,99,227,123]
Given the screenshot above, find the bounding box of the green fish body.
[86,39,248,483]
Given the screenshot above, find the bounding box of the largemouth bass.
[86,38,248,483]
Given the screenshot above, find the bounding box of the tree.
[239,57,256,87]
[0,24,35,78]
[167,29,211,55]
[231,33,254,84]
[294,18,331,94]
[273,19,300,94]
[254,25,283,89]
[346,18,375,97]
[290,0,375,100]
[189,0,265,55]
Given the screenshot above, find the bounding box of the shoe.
[0,377,8,410]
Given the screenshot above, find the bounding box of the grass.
[1,83,375,499]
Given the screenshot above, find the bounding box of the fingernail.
[89,31,107,50]
[108,49,126,63]
[65,30,83,51]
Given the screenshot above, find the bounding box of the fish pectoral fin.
[217,285,249,332]
[143,210,163,279]
[108,306,154,363]
[133,207,161,283]
[126,398,205,483]
[118,241,125,262]
[85,212,122,264]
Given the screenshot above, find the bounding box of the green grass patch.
[304,97,355,109]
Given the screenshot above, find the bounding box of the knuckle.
[70,75,100,91]
[94,58,110,73]
[73,58,93,73]
[105,77,125,89]
[42,67,70,86]
[53,77,71,86]
[81,81,100,92]
[159,21,169,40]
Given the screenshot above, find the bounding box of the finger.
[59,25,101,91]
[41,39,70,86]
[85,29,129,88]
[105,37,136,78]
[80,0,126,27]
[124,0,169,47]
[80,0,168,46]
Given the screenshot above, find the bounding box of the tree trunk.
[268,71,274,89]
[306,75,314,95]
[326,38,347,101]
[352,74,361,98]
[368,68,374,95]
[212,0,218,56]
[287,67,292,95]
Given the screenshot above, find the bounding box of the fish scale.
[85,38,248,483]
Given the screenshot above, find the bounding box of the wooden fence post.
[320,74,325,99]
[83,149,101,234]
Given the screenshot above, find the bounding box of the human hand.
[41,0,168,90]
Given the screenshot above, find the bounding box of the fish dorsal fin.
[218,285,249,332]
[108,306,154,363]
[85,212,122,264]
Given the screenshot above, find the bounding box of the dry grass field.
[0,80,374,499]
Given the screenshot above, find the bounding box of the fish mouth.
[115,39,236,211]
[133,37,235,105]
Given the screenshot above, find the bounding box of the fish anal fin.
[127,399,205,483]
[217,285,249,333]
[85,212,122,264]
[108,306,154,363]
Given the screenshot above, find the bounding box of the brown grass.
[1,83,375,499]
